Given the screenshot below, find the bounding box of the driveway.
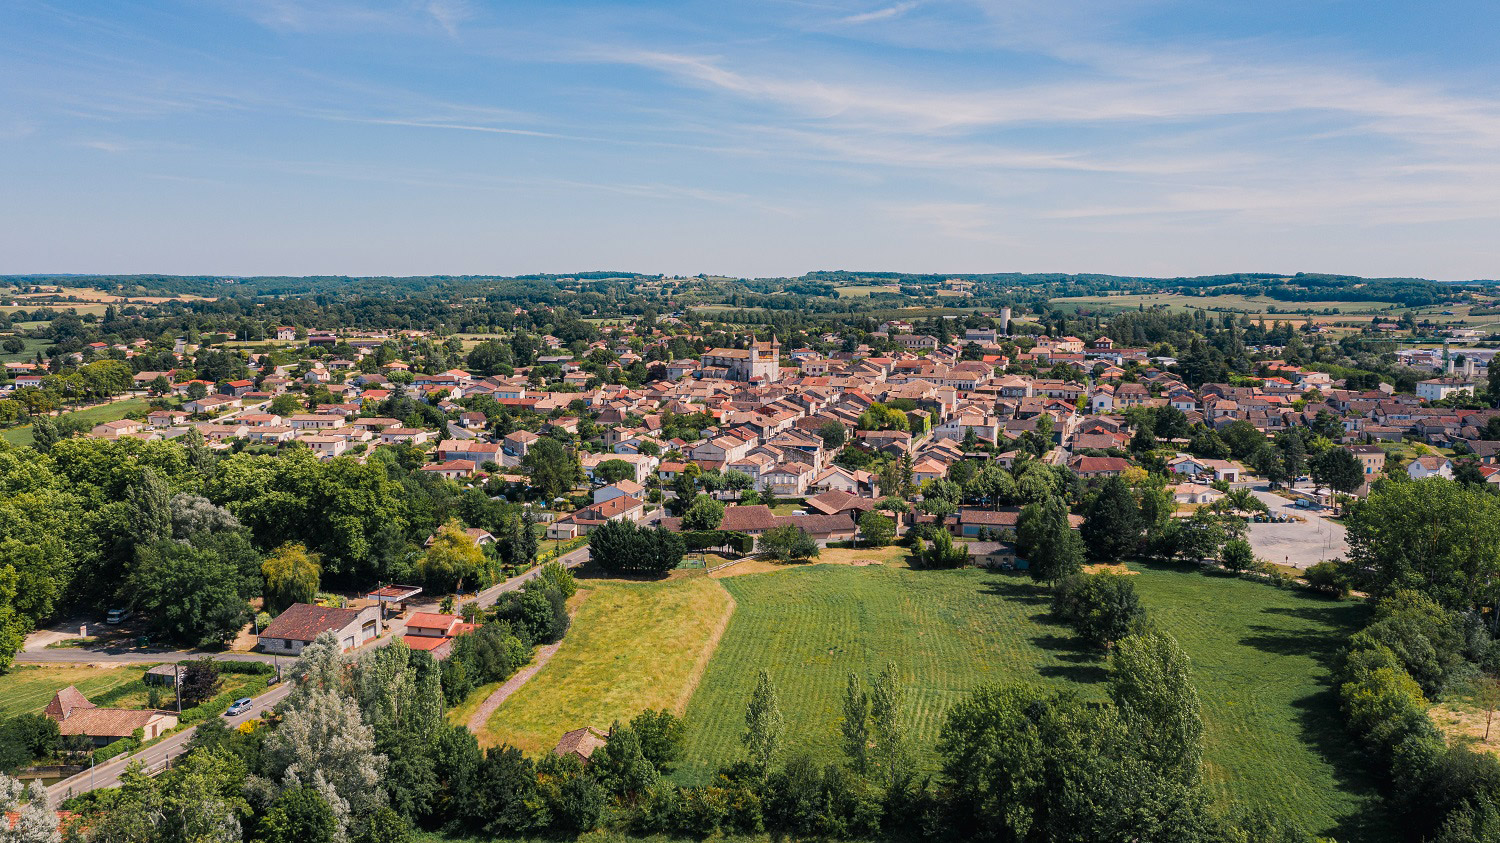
[1246,485,1349,569]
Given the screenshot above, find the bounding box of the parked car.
[105,608,132,625]
[224,698,254,717]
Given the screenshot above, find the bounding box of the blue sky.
[3,0,1499,279]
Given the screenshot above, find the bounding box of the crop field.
[475,575,734,755]
[671,561,1386,841]
[1050,292,1402,317]
[0,664,149,719]
[834,284,901,298]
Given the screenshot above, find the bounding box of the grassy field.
[475,575,735,755]
[669,561,1385,841]
[1130,563,1384,842]
[1,395,152,447]
[0,664,150,719]
[0,335,52,363]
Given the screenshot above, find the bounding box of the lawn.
[672,561,1387,842]
[0,664,151,719]
[475,575,735,754]
[1,395,152,447]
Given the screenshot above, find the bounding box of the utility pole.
[174,662,182,714]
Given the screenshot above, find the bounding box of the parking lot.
[1245,485,1349,569]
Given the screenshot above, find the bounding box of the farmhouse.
[44,686,178,747]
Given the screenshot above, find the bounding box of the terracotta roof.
[720,505,779,532]
[45,686,95,721]
[260,603,362,642]
[406,612,459,633]
[554,726,608,761]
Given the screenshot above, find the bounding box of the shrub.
[1052,572,1147,649]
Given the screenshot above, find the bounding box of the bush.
[1304,561,1350,598]
[1052,572,1147,649]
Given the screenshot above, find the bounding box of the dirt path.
[466,591,590,734]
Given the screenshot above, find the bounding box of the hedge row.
[682,530,753,554]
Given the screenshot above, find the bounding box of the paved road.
[46,680,293,808]
[1246,485,1349,569]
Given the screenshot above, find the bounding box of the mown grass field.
[0,664,150,719]
[476,576,735,755]
[671,561,1386,841]
[0,395,152,447]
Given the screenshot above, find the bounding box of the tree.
[262,542,320,615]
[521,437,580,502]
[129,537,256,647]
[260,686,388,836]
[591,723,658,800]
[681,495,725,531]
[1080,477,1142,562]
[1016,495,1084,584]
[744,669,785,771]
[758,524,818,562]
[1345,478,1500,610]
[857,511,895,547]
[818,421,847,450]
[259,785,338,843]
[629,709,684,773]
[0,772,57,843]
[179,657,222,707]
[1,338,23,355]
[868,662,910,787]
[1311,447,1364,499]
[124,467,172,550]
[840,673,870,774]
[417,520,487,592]
[722,469,754,500]
[593,459,635,485]
[1477,677,1500,742]
[910,529,969,569]
[1108,629,1204,786]
[1219,537,1257,573]
[1053,572,1146,649]
[587,519,683,575]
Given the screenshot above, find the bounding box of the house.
[300,435,348,459]
[954,506,1083,538]
[183,394,241,415]
[380,427,434,446]
[1407,455,1454,481]
[275,326,298,341]
[1068,455,1131,479]
[593,480,645,505]
[258,603,383,655]
[1417,378,1477,402]
[1166,455,1243,483]
[401,612,475,659]
[44,686,178,746]
[91,419,145,438]
[554,727,609,763]
[547,494,645,539]
[1345,445,1385,495]
[1169,483,1224,505]
[503,430,540,457]
[421,459,477,479]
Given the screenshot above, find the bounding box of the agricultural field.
[0,664,150,719]
[473,575,734,755]
[0,395,153,447]
[663,561,1384,841]
[834,284,900,298]
[1050,291,1403,318]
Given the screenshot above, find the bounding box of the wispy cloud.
[836,2,919,26]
